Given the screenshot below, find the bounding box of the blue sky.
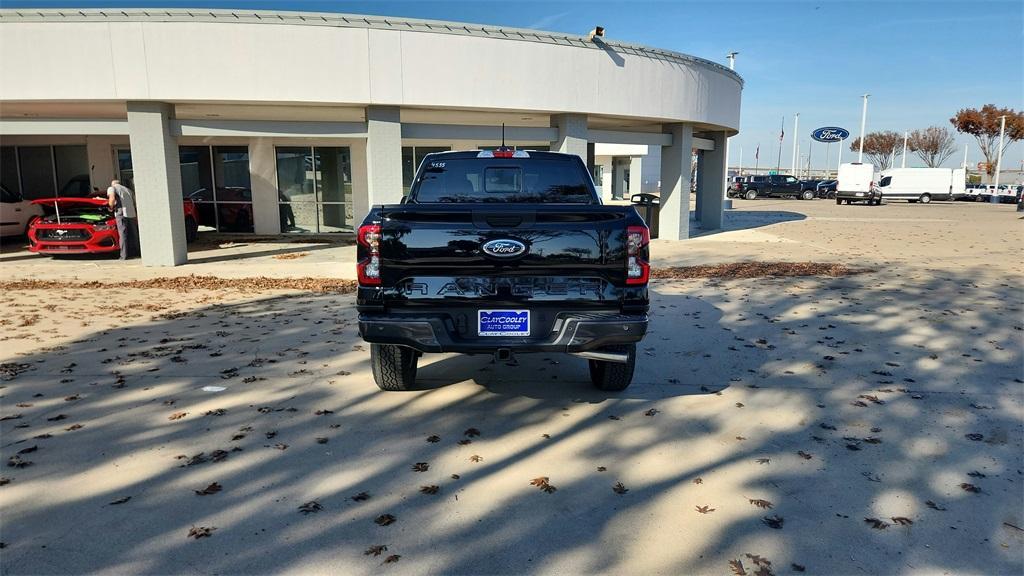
[4,0,1022,170]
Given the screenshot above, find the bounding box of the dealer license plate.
[478,310,530,336]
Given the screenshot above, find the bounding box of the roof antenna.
[501,123,506,147]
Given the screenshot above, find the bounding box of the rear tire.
[745,190,757,200]
[835,198,842,205]
[919,193,931,204]
[370,344,418,391]
[588,344,637,391]
[801,190,814,200]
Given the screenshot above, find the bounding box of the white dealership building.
[0,8,742,266]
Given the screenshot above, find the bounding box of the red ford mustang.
[27,197,199,255]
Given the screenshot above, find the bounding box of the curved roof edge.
[0,7,743,88]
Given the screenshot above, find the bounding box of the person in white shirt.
[106,180,138,260]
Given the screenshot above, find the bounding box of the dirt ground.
[1,199,1022,575]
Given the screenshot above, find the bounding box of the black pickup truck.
[730,174,816,200]
[356,149,650,392]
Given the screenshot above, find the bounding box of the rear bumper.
[359,311,648,354]
[835,190,879,201]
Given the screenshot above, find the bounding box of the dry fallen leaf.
[411,462,429,472]
[695,505,715,514]
[959,483,981,493]
[749,498,773,509]
[464,428,480,438]
[762,515,784,529]
[374,514,396,526]
[612,482,628,495]
[644,408,659,416]
[925,500,946,511]
[530,477,557,493]
[364,544,388,557]
[797,451,812,460]
[864,517,889,530]
[188,526,215,539]
[420,485,439,495]
[350,491,370,502]
[693,477,703,485]
[728,559,748,575]
[426,435,440,443]
[195,482,222,496]
[891,516,913,526]
[168,412,187,421]
[298,501,323,514]
[755,458,770,465]
[16,445,37,455]
[109,496,131,505]
[469,455,483,463]
[381,554,401,565]
[596,466,607,472]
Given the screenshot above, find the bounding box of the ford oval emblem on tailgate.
[481,239,527,258]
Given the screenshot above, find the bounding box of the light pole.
[992,114,1007,201]
[901,131,908,168]
[723,51,738,210]
[791,113,800,174]
[962,144,968,169]
[858,94,870,163]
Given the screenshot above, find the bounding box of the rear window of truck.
[410,158,596,204]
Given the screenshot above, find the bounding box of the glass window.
[54,145,89,197]
[1,147,20,194]
[18,147,55,199]
[412,157,595,204]
[117,149,135,191]
[1,184,19,203]
[879,176,892,187]
[178,146,253,233]
[276,146,353,233]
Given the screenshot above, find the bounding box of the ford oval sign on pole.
[811,127,850,143]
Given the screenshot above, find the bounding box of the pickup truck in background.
[356,149,650,392]
[729,174,816,200]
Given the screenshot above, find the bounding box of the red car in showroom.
[27,197,199,255]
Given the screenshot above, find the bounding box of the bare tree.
[950,104,1024,179]
[907,126,957,167]
[849,131,902,170]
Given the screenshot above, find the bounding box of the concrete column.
[697,131,727,231]
[629,156,642,200]
[126,101,186,266]
[249,137,280,234]
[551,113,588,162]
[659,123,693,241]
[351,140,370,225]
[365,106,403,210]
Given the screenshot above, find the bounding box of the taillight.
[357,223,381,286]
[626,225,650,285]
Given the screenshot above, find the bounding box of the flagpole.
[755,143,760,174]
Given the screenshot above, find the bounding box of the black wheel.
[919,193,931,204]
[370,344,418,391]
[588,344,637,391]
[744,190,757,200]
[835,198,842,205]
[801,190,814,200]
[184,216,198,243]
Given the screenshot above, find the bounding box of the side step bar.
[570,350,629,364]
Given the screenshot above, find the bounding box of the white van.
[835,162,880,205]
[876,168,965,203]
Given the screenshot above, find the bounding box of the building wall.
[0,12,742,131]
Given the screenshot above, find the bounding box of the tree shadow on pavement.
[0,265,1021,575]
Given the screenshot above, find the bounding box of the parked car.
[27,197,199,254]
[732,174,815,200]
[815,180,838,198]
[0,184,45,237]
[356,148,650,392]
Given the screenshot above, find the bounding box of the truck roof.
[422,150,575,161]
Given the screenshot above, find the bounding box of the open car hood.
[31,197,109,208]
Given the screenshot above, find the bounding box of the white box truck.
[836,162,880,205]
[875,168,966,203]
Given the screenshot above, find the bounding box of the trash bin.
[630,193,660,239]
